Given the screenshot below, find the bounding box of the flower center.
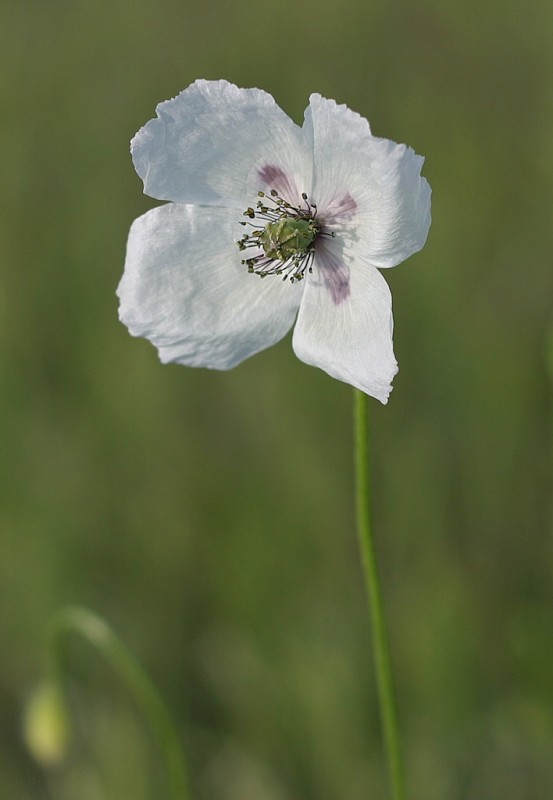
[259,217,317,261]
[237,189,333,282]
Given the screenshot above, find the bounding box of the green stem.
[47,606,190,800]
[354,390,405,800]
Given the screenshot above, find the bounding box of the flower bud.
[23,680,70,767]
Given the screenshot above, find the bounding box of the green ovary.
[259,218,317,261]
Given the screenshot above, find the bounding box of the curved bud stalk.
[24,606,190,800]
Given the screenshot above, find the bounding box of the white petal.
[132,79,311,207]
[304,94,431,268]
[292,247,398,403]
[118,203,304,370]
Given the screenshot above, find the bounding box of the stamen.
[237,188,331,283]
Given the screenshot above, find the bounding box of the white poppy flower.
[118,79,431,403]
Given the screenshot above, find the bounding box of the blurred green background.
[1,0,552,798]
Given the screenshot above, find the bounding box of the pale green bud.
[23,680,70,767]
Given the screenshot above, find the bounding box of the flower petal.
[292,250,398,403]
[304,94,431,268]
[118,203,304,369]
[131,79,311,207]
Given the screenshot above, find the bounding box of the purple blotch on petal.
[257,164,298,201]
[322,193,357,223]
[315,240,351,305]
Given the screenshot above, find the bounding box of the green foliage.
[1,0,552,798]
